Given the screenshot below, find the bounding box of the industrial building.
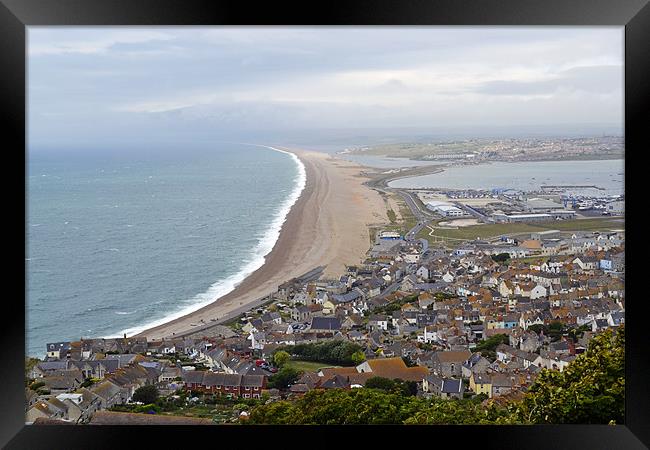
[607,201,624,215]
[425,200,464,217]
[492,210,575,223]
[492,213,553,223]
[549,210,576,220]
[524,197,563,212]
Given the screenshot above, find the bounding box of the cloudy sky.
[28,27,623,150]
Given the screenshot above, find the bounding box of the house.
[591,318,610,332]
[530,284,547,300]
[355,357,429,382]
[490,373,514,398]
[309,316,341,332]
[461,353,490,379]
[261,312,282,325]
[572,256,599,272]
[607,310,625,327]
[416,266,430,281]
[30,360,72,379]
[430,350,472,378]
[203,347,228,369]
[45,342,71,360]
[422,375,464,399]
[367,315,389,332]
[400,274,418,292]
[469,372,492,397]
[290,305,312,322]
[89,379,128,409]
[41,370,85,394]
[182,371,266,398]
[26,399,69,423]
[247,332,267,350]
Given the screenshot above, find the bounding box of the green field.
[418,217,624,243]
[286,360,340,372]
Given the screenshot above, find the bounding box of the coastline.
[115,145,307,338]
[134,147,388,340]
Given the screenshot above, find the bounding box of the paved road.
[394,189,435,241]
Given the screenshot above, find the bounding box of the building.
[549,210,577,220]
[182,371,266,399]
[425,201,464,217]
[607,201,624,215]
[46,342,71,359]
[379,231,402,240]
[355,357,429,382]
[431,350,472,378]
[531,230,561,240]
[492,213,553,223]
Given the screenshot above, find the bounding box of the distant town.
[345,135,624,162]
[25,156,624,424]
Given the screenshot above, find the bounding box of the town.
[25,197,625,424]
[344,135,624,163]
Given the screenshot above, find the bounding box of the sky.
[28,27,624,151]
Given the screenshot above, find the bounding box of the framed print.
[2,0,649,448]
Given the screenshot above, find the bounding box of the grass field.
[286,360,340,372]
[417,217,624,244]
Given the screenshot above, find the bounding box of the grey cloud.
[475,65,622,96]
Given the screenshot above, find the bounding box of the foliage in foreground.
[248,327,624,425]
[248,388,503,425]
[513,326,625,424]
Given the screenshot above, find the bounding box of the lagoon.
[388,159,624,196]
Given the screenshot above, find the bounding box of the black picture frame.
[3,0,648,448]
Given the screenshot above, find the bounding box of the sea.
[388,159,625,196]
[26,143,305,358]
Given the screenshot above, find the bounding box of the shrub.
[132,385,160,404]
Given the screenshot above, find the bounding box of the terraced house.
[182,371,266,399]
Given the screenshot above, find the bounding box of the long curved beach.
[135,148,388,340]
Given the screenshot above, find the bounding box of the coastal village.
[25,206,625,424]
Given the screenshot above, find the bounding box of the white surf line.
[112,142,306,339]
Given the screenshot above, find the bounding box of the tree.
[267,367,300,389]
[491,253,510,263]
[365,376,396,391]
[132,385,160,404]
[473,334,509,360]
[274,341,363,365]
[351,351,366,365]
[273,350,291,368]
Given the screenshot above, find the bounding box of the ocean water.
[26,144,304,358]
[388,159,625,196]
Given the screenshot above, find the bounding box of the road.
[394,189,436,241]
